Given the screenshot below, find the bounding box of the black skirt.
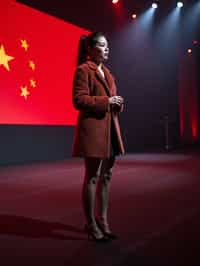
[110,117,120,157]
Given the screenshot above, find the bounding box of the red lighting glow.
[192,121,198,141]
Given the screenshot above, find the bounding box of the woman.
[72,32,125,242]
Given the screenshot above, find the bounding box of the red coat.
[72,60,125,158]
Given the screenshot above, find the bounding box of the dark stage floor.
[0,152,200,266]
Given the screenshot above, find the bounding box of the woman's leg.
[96,156,115,233]
[82,157,104,238]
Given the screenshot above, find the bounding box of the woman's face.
[88,36,109,63]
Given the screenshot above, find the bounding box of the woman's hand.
[109,96,124,107]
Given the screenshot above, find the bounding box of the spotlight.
[152,2,158,9]
[193,40,198,45]
[112,0,119,4]
[188,48,192,54]
[132,13,137,19]
[177,2,183,8]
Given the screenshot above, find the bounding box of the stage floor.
[0,152,200,266]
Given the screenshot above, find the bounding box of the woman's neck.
[93,60,102,67]
[87,57,103,67]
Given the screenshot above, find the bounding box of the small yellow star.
[29,60,35,70]
[30,79,36,88]
[0,44,15,71]
[20,39,29,51]
[20,86,30,100]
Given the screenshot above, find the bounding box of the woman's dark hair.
[77,32,106,65]
[76,35,88,65]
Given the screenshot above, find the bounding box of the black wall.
[0,125,74,165]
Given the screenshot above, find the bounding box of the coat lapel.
[86,61,112,97]
[102,65,114,95]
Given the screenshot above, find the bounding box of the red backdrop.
[178,50,199,143]
[0,0,90,125]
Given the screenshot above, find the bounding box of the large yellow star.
[29,60,35,70]
[20,86,30,100]
[20,39,29,51]
[30,79,36,88]
[0,44,15,71]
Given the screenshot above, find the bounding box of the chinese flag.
[0,0,90,125]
